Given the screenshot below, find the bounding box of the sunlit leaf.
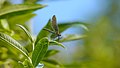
[17,24,33,42]
[59,22,88,33]
[24,0,38,4]
[32,37,49,67]
[8,13,36,27]
[60,34,87,42]
[0,4,45,19]
[0,32,29,59]
[49,40,65,48]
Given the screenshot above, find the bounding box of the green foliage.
[0,0,87,68]
[17,24,34,43]
[58,22,88,33]
[0,32,29,58]
[32,37,49,67]
[0,4,45,19]
[35,19,52,45]
[8,13,36,28]
[49,40,65,48]
[60,34,87,42]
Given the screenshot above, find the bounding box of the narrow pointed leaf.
[8,13,36,26]
[17,24,33,42]
[0,4,45,19]
[0,32,29,59]
[60,34,87,42]
[58,22,88,33]
[49,40,65,48]
[24,0,38,4]
[32,37,49,67]
[35,19,52,45]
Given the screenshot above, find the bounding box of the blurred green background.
[1,0,120,68]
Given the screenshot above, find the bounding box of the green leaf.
[8,13,36,27]
[45,49,59,58]
[60,34,87,42]
[49,40,65,48]
[42,59,63,68]
[0,32,29,59]
[59,22,88,33]
[0,19,10,30]
[0,4,45,19]
[35,19,52,45]
[17,24,33,42]
[32,37,49,67]
[24,0,38,4]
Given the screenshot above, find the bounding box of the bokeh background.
[10,0,120,68]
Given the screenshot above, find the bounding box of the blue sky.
[32,0,111,34]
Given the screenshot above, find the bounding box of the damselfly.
[43,15,61,41]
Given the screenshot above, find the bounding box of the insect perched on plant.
[43,15,61,41]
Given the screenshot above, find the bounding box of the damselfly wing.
[51,15,61,40]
